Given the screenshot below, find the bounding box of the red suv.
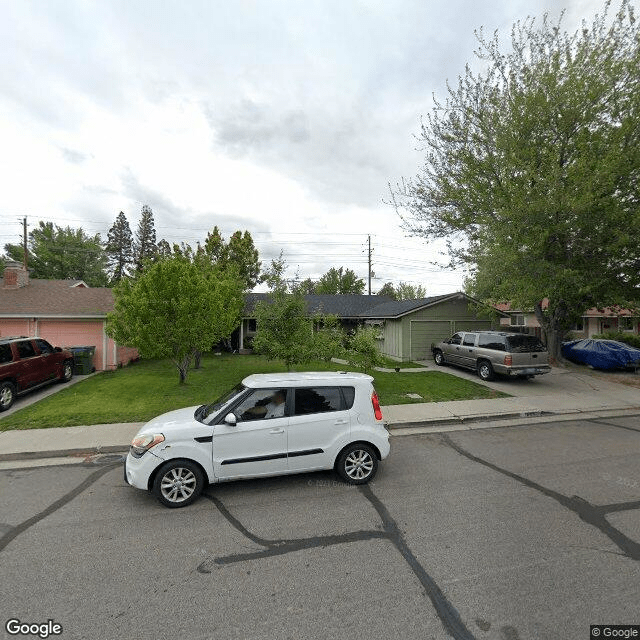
[0,337,74,411]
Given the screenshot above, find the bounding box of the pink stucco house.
[0,261,138,371]
[495,299,640,339]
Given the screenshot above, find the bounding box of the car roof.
[0,336,31,344]
[241,372,373,388]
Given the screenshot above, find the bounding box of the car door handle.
[334,419,348,425]
[269,428,285,434]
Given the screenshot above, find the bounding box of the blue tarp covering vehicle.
[561,339,640,370]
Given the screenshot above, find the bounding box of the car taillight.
[371,391,383,421]
[504,355,513,366]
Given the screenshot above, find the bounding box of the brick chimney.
[3,261,29,289]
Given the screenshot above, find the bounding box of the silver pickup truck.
[432,331,551,381]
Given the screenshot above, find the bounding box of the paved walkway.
[0,364,638,463]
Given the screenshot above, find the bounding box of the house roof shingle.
[0,279,114,316]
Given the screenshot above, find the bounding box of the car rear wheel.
[152,460,204,508]
[477,360,495,381]
[60,360,73,383]
[433,350,445,366]
[0,381,16,411]
[336,443,378,485]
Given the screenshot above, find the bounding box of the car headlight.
[130,433,165,458]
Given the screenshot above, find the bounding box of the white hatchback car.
[125,372,390,508]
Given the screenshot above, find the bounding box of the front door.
[212,388,288,479]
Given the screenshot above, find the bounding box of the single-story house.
[0,262,138,371]
[496,300,640,339]
[239,291,505,361]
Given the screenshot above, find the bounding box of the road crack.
[199,485,476,640]
[440,433,640,562]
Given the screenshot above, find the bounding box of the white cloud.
[0,0,609,294]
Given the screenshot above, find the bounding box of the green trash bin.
[69,346,96,375]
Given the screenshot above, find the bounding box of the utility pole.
[22,217,28,270]
[367,234,372,295]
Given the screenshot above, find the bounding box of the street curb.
[387,407,640,435]
[0,445,129,463]
[386,409,555,430]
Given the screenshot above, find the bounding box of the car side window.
[462,333,477,346]
[0,344,13,364]
[449,333,462,345]
[234,389,288,421]
[341,386,355,410]
[478,334,506,351]
[293,387,343,416]
[17,341,36,359]
[35,339,54,355]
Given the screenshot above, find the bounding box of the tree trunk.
[534,300,568,365]
[194,350,202,369]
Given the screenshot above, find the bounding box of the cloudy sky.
[0,0,603,293]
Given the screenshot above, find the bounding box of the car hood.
[137,406,200,436]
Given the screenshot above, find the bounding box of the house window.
[619,317,635,331]
[572,319,584,331]
[247,319,257,332]
[510,314,525,326]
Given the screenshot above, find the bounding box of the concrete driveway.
[424,359,640,399]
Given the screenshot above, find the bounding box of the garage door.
[409,321,452,360]
[39,320,105,370]
[452,320,493,333]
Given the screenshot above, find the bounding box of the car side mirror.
[224,413,237,426]
[55,347,62,352]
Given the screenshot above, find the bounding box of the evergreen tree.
[133,205,157,272]
[4,221,107,286]
[105,211,133,283]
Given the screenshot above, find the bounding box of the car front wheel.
[152,460,204,508]
[60,360,73,383]
[433,350,445,366]
[336,444,378,485]
[477,360,495,381]
[0,381,16,411]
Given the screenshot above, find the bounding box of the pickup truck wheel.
[477,360,495,381]
[60,360,73,383]
[0,381,16,411]
[433,350,446,366]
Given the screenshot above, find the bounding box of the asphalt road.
[1,416,639,640]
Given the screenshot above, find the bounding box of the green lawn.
[0,354,508,430]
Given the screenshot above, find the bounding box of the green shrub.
[345,326,384,373]
[592,331,640,349]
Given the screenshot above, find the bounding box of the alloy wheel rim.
[0,387,12,407]
[160,468,197,502]
[344,450,374,480]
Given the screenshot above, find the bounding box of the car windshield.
[195,384,246,423]
[506,335,546,353]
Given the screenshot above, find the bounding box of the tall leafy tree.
[133,205,157,272]
[396,282,426,300]
[253,256,342,369]
[107,255,243,383]
[391,1,640,359]
[315,267,365,294]
[4,221,107,286]
[376,282,427,300]
[201,226,261,290]
[105,211,133,283]
[377,282,397,299]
